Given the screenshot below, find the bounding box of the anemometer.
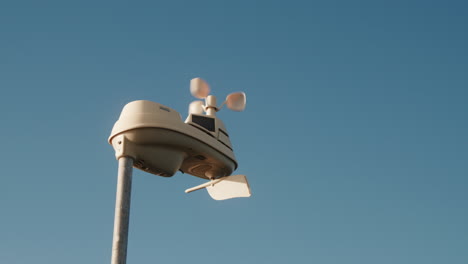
[108,78,250,264]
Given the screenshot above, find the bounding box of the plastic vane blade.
[185,175,251,200]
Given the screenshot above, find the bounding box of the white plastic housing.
[109,100,237,179]
[205,95,217,116]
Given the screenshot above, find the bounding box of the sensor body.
[109,100,237,179]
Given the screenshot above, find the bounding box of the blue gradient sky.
[1,1,467,263]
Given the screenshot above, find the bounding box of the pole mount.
[111,134,138,160]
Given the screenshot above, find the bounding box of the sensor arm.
[184,177,225,193]
[217,100,227,111]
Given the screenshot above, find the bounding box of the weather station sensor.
[107,78,250,264]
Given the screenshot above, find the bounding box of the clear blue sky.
[1,0,467,263]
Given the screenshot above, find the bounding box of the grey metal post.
[111,156,134,264]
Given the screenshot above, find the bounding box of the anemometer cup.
[190,78,210,99]
[225,92,246,111]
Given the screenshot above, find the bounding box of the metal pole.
[111,156,134,264]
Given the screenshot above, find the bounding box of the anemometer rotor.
[189,77,246,116]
